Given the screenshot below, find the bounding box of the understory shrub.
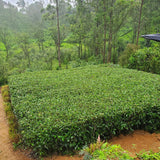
[8,65,160,156]
[82,142,133,160]
[128,46,160,74]
[82,140,160,160]
[119,43,138,67]
[137,151,160,160]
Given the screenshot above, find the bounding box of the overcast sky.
[3,0,50,6]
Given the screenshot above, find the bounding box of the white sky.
[3,0,50,7]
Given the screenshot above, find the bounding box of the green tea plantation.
[8,64,160,156]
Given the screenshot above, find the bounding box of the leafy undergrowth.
[82,141,134,160]
[8,64,160,156]
[81,139,160,160]
[136,151,160,160]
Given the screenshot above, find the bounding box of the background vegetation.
[0,0,160,85]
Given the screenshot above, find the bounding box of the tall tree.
[17,33,31,68]
[136,0,144,46]
[71,0,91,58]
[26,1,43,24]
[107,0,114,63]
[0,28,12,61]
[16,0,26,12]
[48,0,61,68]
[34,27,45,52]
[43,1,68,65]
[43,0,68,67]
[90,0,103,57]
[55,0,61,68]
[107,0,132,63]
[102,0,107,63]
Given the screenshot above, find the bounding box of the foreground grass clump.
[82,140,160,160]
[82,141,134,160]
[8,64,160,156]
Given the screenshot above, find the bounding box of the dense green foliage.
[119,43,138,67]
[128,45,160,74]
[0,0,160,86]
[137,151,160,160]
[83,142,133,160]
[8,65,160,156]
[82,141,160,160]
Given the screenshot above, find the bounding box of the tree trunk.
[41,42,44,52]
[50,57,53,70]
[56,0,61,68]
[79,40,82,59]
[95,4,99,56]
[132,24,137,44]
[136,0,144,46]
[80,42,82,59]
[28,56,30,68]
[107,32,112,63]
[38,43,41,51]
[27,53,30,68]
[103,0,107,64]
[78,42,80,58]
[107,0,113,63]
[6,48,9,61]
[113,34,116,64]
[84,45,86,59]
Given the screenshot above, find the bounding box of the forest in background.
[0,0,160,85]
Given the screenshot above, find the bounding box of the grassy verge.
[82,140,160,160]
[1,85,20,143]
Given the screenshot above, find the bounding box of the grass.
[82,140,160,160]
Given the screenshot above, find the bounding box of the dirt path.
[0,91,160,160]
[0,93,32,160]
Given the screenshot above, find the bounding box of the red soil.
[110,130,160,157]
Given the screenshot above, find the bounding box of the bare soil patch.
[0,91,159,160]
[110,130,160,157]
[0,93,32,160]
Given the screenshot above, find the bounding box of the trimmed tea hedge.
[8,64,160,156]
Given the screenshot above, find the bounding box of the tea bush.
[128,46,160,74]
[8,64,160,156]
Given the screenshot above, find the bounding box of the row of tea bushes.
[8,64,160,156]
